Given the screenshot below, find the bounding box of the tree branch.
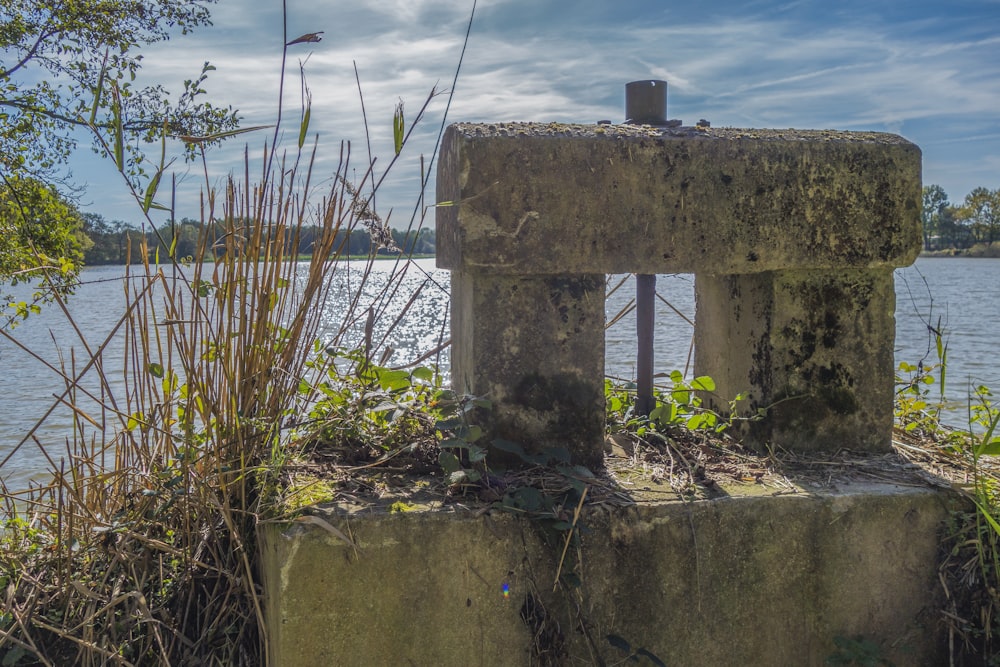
[0,97,172,133]
[0,15,61,80]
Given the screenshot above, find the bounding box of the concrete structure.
[259,122,950,666]
[260,478,954,666]
[436,122,922,467]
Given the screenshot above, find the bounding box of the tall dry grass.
[0,134,369,664]
[0,6,469,654]
[0,2,483,661]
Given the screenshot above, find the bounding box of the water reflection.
[313,258,451,369]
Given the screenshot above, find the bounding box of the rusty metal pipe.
[625,80,667,417]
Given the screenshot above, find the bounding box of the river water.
[2,257,997,488]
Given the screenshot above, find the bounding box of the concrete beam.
[437,123,922,275]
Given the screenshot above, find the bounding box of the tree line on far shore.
[922,184,1000,252]
[81,214,436,265]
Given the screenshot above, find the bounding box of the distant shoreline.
[82,253,436,268]
[920,246,1000,259]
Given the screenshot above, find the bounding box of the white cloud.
[73,1,1000,224]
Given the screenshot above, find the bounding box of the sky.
[68,0,1000,228]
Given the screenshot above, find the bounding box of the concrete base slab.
[260,479,955,666]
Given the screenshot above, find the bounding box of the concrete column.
[450,270,606,467]
[694,269,896,452]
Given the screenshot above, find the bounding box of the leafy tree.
[936,204,968,249]
[921,185,950,250]
[82,212,138,264]
[151,218,204,261]
[959,186,1000,245]
[390,227,435,255]
[1,0,239,308]
[1,176,91,320]
[1,0,237,185]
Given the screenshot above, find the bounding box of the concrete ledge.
[260,479,954,666]
[436,122,922,275]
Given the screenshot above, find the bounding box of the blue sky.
[71,0,1000,227]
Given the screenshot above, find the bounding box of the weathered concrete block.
[436,122,922,459]
[437,123,922,275]
[261,480,954,666]
[451,270,606,466]
[695,269,897,452]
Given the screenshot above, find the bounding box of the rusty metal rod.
[635,274,656,416]
[624,80,666,416]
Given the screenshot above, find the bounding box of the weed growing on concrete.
[893,325,1000,665]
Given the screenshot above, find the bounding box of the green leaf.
[686,413,716,430]
[177,124,274,144]
[111,82,124,172]
[447,469,480,485]
[492,439,529,461]
[89,54,108,126]
[439,451,461,474]
[298,101,311,150]
[379,369,411,392]
[411,367,434,383]
[977,440,1000,457]
[471,397,493,411]
[393,100,405,155]
[508,486,546,512]
[126,412,144,431]
[467,444,487,463]
[978,409,1000,456]
[142,169,163,214]
[691,375,716,392]
[435,417,463,431]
